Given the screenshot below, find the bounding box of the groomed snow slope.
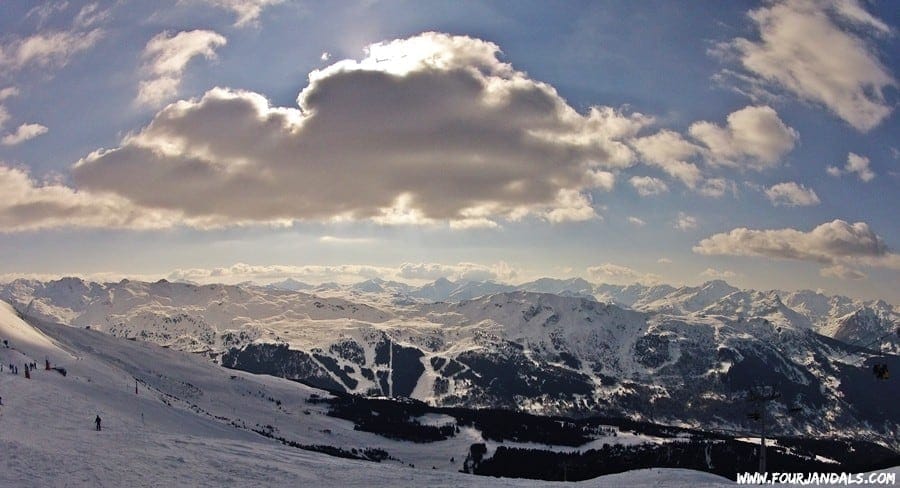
[0,301,737,487]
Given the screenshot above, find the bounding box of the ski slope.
[0,301,740,487]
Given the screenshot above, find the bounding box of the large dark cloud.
[73,33,646,227]
[0,165,179,232]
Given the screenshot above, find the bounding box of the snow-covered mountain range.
[4,297,897,485]
[1,277,897,448]
[8,296,773,486]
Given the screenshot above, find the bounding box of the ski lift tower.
[746,385,780,474]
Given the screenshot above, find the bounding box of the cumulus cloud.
[700,267,738,280]
[827,152,875,181]
[587,263,661,285]
[0,265,445,286]
[73,33,650,229]
[688,105,798,170]
[0,164,182,232]
[0,163,293,232]
[8,261,519,286]
[397,262,518,282]
[0,28,103,72]
[629,176,669,196]
[137,30,227,107]
[1,123,48,146]
[764,181,820,207]
[716,0,896,131]
[542,189,598,224]
[168,263,388,285]
[588,170,616,191]
[630,130,703,187]
[845,153,876,182]
[694,220,887,262]
[627,216,646,227]
[694,219,900,278]
[657,258,672,264]
[193,0,285,27]
[628,106,797,190]
[674,212,698,231]
[0,271,167,285]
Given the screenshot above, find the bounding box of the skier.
[95,415,102,431]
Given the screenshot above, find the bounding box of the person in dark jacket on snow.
[95,415,102,431]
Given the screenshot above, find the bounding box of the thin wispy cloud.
[137,30,227,107]
[674,212,698,231]
[627,216,646,227]
[191,0,285,27]
[0,27,103,73]
[716,0,896,131]
[629,176,669,196]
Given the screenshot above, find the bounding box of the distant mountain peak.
[268,278,314,291]
[699,279,738,293]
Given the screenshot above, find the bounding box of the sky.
[0,0,898,303]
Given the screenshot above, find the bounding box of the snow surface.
[0,300,745,487]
